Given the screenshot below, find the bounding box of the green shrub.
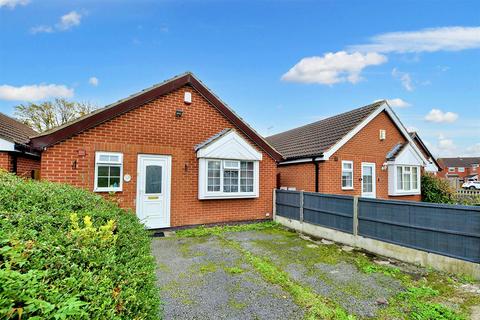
[421,174,454,204]
[0,171,160,319]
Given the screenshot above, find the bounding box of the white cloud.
[281,51,387,85]
[465,143,480,156]
[30,25,54,34]
[0,84,74,101]
[88,77,99,86]
[392,68,414,91]
[0,0,29,9]
[349,26,480,53]
[425,109,459,123]
[56,11,82,30]
[31,10,82,34]
[385,98,411,108]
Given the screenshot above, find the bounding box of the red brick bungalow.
[266,101,430,201]
[0,112,40,178]
[29,73,282,229]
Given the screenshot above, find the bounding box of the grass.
[170,222,479,320]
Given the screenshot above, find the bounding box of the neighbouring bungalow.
[28,73,282,229]
[0,112,40,178]
[266,101,433,201]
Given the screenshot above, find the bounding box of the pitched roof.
[409,131,441,170]
[265,101,385,160]
[29,72,282,162]
[194,128,232,151]
[0,112,37,145]
[438,157,480,168]
[386,142,406,161]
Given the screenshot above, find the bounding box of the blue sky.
[1,0,479,157]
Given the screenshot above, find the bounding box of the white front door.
[361,162,376,198]
[136,155,171,229]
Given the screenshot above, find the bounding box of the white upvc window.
[94,152,123,192]
[458,167,465,173]
[341,160,354,190]
[199,159,259,199]
[394,165,420,193]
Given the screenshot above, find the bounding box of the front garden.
[0,171,160,319]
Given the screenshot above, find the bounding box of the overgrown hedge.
[0,171,160,319]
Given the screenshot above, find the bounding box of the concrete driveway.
[152,225,480,320]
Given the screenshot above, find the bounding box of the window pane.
[343,162,352,170]
[342,172,352,188]
[362,166,373,192]
[97,177,109,188]
[98,166,109,177]
[207,161,221,192]
[224,170,239,192]
[397,167,403,190]
[110,166,121,177]
[412,167,418,189]
[403,170,411,191]
[99,155,110,162]
[145,165,162,194]
[109,177,121,188]
[240,161,254,193]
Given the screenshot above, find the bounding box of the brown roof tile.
[266,101,384,160]
[0,112,37,145]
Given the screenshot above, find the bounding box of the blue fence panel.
[358,198,480,263]
[275,190,301,220]
[303,193,353,234]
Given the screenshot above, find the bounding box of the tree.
[14,99,97,132]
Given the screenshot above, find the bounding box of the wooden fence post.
[353,196,359,236]
[299,191,304,223]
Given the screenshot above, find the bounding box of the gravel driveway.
[152,225,480,320]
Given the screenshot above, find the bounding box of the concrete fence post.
[353,196,359,236]
[299,191,304,223]
[272,188,276,220]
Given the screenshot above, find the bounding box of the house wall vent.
[379,129,386,140]
[184,92,192,104]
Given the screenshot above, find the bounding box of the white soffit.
[196,130,262,160]
[0,138,14,152]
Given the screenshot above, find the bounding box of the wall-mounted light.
[381,162,388,171]
[176,109,183,117]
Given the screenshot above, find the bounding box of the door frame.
[361,162,376,198]
[136,154,172,229]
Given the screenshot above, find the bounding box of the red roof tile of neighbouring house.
[265,101,385,160]
[0,112,37,145]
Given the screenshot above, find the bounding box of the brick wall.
[16,155,41,178]
[40,85,277,227]
[278,111,421,201]
[277,162,315,191]
[0,152,11,172]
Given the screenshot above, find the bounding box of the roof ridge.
[267,100,385,139]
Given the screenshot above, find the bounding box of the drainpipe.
[314,158,319,193]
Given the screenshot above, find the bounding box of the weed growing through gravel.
[175,222,480,320]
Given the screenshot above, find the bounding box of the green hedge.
[0,171,160,319]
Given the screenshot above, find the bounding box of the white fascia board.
[278,158,314,165]
[196,130,262,160]
[384,106,429,166]
[322,103,387,160]
[0,138,15,151]
[321,102,428,166]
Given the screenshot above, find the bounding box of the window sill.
[199,193,258,200]
[389,190,421,196]
[94,188,122,193]
[341,187,354,190]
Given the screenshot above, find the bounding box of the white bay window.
[197,129,262,199]
[387,142,424,196]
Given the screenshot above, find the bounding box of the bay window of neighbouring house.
[341,160,353,190]
[390,165,420,195]
[94,152,123,192]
